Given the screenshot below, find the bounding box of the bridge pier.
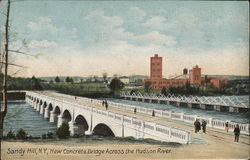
[57,115,63,128]
[44,108,49,119]
[176,102,180,107]
[215,105,229,112]
[200,104,206,110]
[49,111,56,123]
[36,104,40,112]
[187,103,192,108]
[229,106,234,112]
[40,106,44,115]
[68,121,78,136]
[165,101,170,105]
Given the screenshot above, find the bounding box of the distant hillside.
[38,76,88,82]
[205,75,249,80]
[38,75,150,83]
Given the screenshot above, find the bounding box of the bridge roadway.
[26,91,249,157]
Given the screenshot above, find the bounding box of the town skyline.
[0,1,248,77]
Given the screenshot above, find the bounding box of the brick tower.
[150,54,162,79]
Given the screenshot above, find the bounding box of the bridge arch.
[62,109,72,123]
[74,115,89,135]
[53,106,61,123]
[93,123,115,137]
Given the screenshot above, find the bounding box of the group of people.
[194,119,207,133]
[102,100,108,110]
[194,120,241,142]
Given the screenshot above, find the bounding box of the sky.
[0,0,249,78]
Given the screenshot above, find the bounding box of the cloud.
[28,40,57,49]
[142,16,167,30]
[27,17,58,33]
[133,31,176,47]
[128,7,146,21]
[84,10,123,28]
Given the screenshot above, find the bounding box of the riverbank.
[1,137,249,160]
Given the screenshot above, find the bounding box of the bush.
[47,132,53,139]
[6,130,16,139]
[57,122,70,139]
[16,128,27,140]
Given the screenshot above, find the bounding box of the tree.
[6,130,15,139]
[57,122,70,139]
[93,75,98,82]
[0,0,11,157]
[65,76,70,83]
[55,76,60,83]
[144,81,152,93]
[109,78,124,95]
[16,128,27,140]
[102,72,108,82]
[135,79,143,84]
[31,76,43,90]
[161,87,168,96]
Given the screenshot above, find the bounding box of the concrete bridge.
[121,92,249,113]
[25,91,191,144]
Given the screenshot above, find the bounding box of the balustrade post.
[180,113,184,121]
[208,118,213,127]
[169,111,172,119]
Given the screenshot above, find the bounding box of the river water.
[101,98,249,123]
[3,102,57,137]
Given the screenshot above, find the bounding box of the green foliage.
[57,122,70,139]
[6,130,16,139]
[43,82,111,98]
[109,78,124,93]
[0,74,43,90]
[47,132,54,138]
[42,134,47,139]
[16,128,27,140]
[65,76,74,83]
[55,76,60,83]
[102,72,108,82]
[161,87,168,96]
[144,81,152,93]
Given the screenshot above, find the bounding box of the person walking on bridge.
[105,100,108,110]
[225,122,229,132]
[234,124,240,142]
[202,120,207,133]
[194,119,201,133]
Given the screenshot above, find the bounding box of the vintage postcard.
[0,0,249,160]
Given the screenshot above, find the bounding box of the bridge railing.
[26,91,191,144]
[121,92,249,108]
[93,97,250,135]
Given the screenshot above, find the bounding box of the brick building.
[144,54,187,90]
[189,65,202,86]
[144,54,228,90]
[209,78,228,88]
